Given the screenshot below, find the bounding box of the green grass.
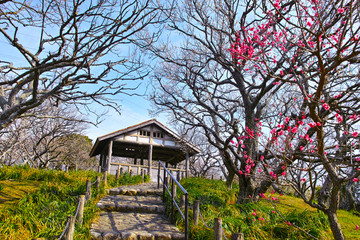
[0,165,149,240]
[169,177,360,240]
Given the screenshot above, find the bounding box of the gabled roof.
[89,119,201,162]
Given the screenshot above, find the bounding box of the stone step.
[108,182,162,196]
[91,212,185,240]
[97,195,166,214]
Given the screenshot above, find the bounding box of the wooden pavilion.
[89,119,201,178]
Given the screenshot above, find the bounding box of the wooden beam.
[107,140,113,173]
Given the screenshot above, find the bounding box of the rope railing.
[57,219,70,240]
[57,172,104,240]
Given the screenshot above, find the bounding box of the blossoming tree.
[228,0,360,239]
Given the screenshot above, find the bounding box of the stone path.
[90,182,185,240]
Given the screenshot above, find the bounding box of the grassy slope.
[0,165,148,240]
[0,180,40,209]
[174,178,360,240]
[276,194,360,239]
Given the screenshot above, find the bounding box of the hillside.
[0,165,147,240]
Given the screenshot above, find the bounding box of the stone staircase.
[90,182,185,240]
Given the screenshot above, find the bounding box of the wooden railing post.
[231,233,244,240]
[77,195,85,225]
[116,169,120,180]
[214,218,222,240]
[64,216,75,240]
[85,180,91,201]
[120,167,123,175]
[130,169,133,177]
[95,176,101,190]
[193,200,200,225]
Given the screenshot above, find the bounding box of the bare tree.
[173,123,223,178]
[147,0,296,196]
[0,0,166,129]
[0,101,88,168]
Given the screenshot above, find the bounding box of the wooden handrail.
[158,161,188,240]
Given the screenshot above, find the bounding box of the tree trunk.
[326,210,345,240]
[318,175,332,208]
[226,170,235,189]
[237,176,255,203]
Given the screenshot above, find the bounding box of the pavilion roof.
[89,119,200,165]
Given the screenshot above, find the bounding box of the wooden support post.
[231,233,244,240]
[211,175,214,180]
[130,170,133,177]
[103,171,107,187]
[180,195,186,209]
[166,176,170,187]
[185,151,189,178]
[95,176,101,190]
[64,216,75,240]
[214,218,222,240]
[120,167,123,175]
[99,154,103,173]
[163,165,166,201]
[138,166,141,175]
[86,180,91,201]
[177,171,181,182]
[148,144,153,179]
[107,140,113,173]
[128,165,132,174]
[193,200,200,225]
[134,158,137,165]
[77,195,85,225]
